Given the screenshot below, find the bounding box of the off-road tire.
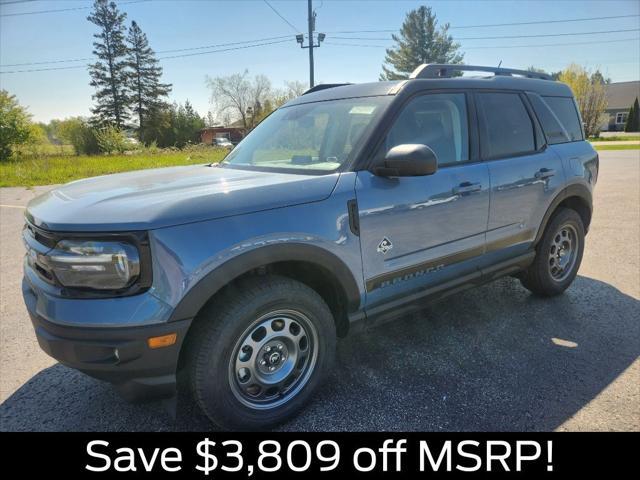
[186,275,336,430]
[520,207,585,296]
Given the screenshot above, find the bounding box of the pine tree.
[87,0,130,128]
[126,20,172,138]
[625,97,639,132]
[380,6,463,80]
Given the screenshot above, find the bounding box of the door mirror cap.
[373,144,438,177]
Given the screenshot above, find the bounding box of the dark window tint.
[477,93,535,159]
[386,93,469,166]
[528,93,570,144]
[543,96,583,141]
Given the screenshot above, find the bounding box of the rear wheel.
[187,275,336,430]
[520,208,585,296]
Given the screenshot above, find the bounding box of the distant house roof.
[228,118,245,128]
[200,125,245,132]
[605,81,640,110]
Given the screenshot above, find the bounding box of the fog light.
[148,333,177,349]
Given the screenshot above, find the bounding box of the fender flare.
[534,183,593,245]
[168,243,361,322]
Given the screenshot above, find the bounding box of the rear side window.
[527,93,570,144]
[477,92,535,159]
[542,96,583,141]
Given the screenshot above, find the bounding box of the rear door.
[475,91,565,265]
[355,91,490,309]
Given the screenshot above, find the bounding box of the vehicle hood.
[26,165,340,232]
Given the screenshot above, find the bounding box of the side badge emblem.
[377,237,393,255]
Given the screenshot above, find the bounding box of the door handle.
[453,182,482,195]
[535,168,556,179]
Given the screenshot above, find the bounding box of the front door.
[356,92,490,309]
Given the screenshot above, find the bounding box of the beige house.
[602,81,640,131]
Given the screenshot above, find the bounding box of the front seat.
[418,117,455,164]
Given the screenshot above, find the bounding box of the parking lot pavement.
[1,151,638,432]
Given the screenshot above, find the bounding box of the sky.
[1,0,639,123]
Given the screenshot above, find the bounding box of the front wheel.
[520,207,585,296]
[187,275,336,430]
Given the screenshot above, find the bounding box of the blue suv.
[22,64,598,429]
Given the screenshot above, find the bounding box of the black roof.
[286,66,572,107]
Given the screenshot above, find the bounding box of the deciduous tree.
[0,90,37,160]
[206,70,272,129]
[558,64,608,137]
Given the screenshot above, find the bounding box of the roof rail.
[302,83,352,95]
[410,64,553,81]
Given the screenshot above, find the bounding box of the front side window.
[222,97,391,173]
[385,93,469,166]
[477,92,535,159]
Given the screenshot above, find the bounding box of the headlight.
[46,240,141,290]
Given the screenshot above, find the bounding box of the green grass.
[15,143,76,157]
[588,135,640,142]
[0,147,228,187]
[592,143,640,151]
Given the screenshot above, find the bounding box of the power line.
[0,1,38,5]
[262,0,301,33]
[158,34,292,54]
[465,37,640,50]
[324,42,387,48]
[159,38,292,60]
[331,28,640,42]
[0,0,150,17]
[325,37,640,50]
[0,38,293,74]
[325,14,640,34]
[456,27,640,41]
[1,35,294,67]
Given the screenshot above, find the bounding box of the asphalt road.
[1,151,638,432]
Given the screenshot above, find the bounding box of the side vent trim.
[347,199,360,236]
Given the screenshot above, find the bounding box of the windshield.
[221,96,391,173]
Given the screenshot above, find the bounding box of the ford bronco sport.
[22,64,598,429]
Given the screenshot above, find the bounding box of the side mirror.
[373,144,438,177]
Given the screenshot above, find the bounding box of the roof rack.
[410,64,553,81]
[302,83,352,95]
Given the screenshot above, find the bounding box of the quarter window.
[477,92,535,159]
[543,96,584,141]
[385,93,469,166]
[528,93,571,145]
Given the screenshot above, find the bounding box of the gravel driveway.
[1,151,638,431]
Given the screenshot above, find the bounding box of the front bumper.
[23,278,191,402]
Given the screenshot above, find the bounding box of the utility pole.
[296,0,325,88]
[307,0,314,88]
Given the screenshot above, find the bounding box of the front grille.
[23,222,57,285]
[24,222,57,249]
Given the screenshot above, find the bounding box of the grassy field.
[1,147,228,187]
[592,143,640,151]
[588,135,640,142]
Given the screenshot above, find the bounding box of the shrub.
[57,118,100,155]
[94,125,129,154]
